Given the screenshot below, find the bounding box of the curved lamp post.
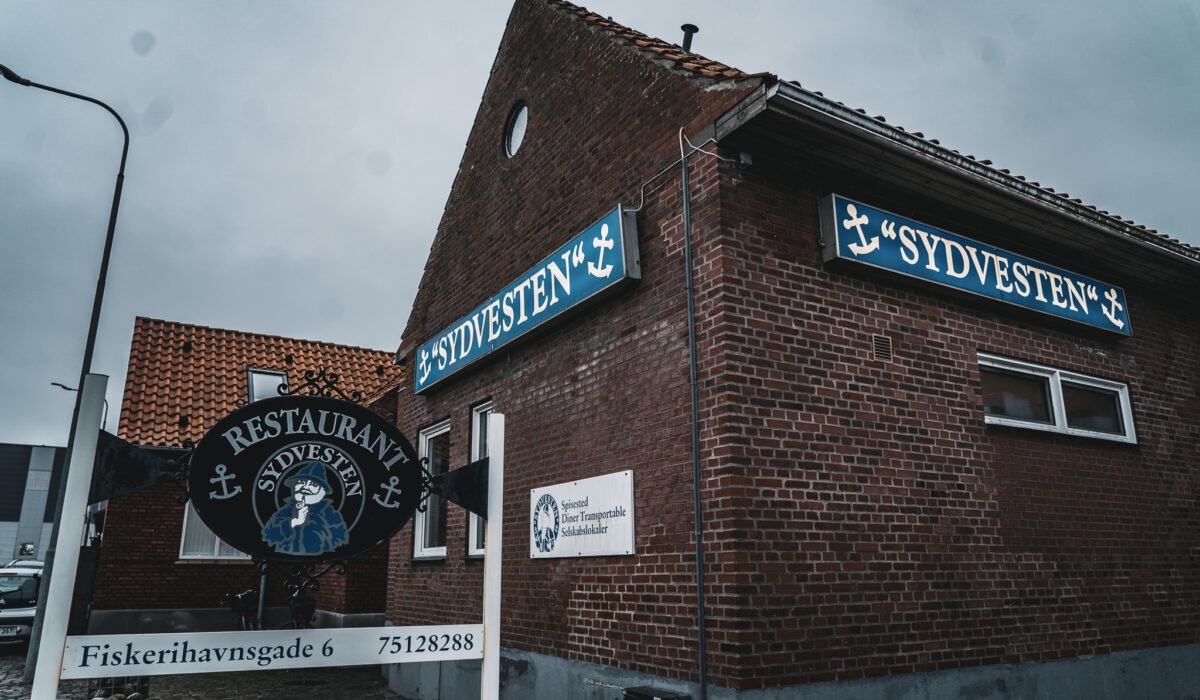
[1,63,128,689]
[1,63,128,378]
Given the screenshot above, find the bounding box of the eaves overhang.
[713,80,1200,293]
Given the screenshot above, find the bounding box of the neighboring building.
[0,443,64,563]
[89,317,403,633]
[383,1,1200,698]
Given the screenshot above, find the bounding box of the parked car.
[0,562,43,644]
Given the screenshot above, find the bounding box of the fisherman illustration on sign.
[261,461,349,556]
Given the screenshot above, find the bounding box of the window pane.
[181,502,218,557]
[216,538,246,558]
[249,370,287,402]
[181,501,248,558]
[473,518,486,551]
[0,575,38,606]
[469,405,491,555]
[476,416,488,460]
[424,431,450,549]
[981,368,1051,423]
[1063,383,1122,434]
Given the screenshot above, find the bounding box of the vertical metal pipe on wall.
[681,136,709,700]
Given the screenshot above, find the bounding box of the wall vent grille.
[872,334,894,362]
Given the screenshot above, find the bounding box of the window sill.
[983,417,1138,445]
[175,558,255,565]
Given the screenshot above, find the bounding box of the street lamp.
[1,62,129,688]
[1,63,128,379]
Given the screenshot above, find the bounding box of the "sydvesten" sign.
[415,207,640,393]
[820,194,1132,335]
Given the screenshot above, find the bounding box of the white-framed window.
[248,369,287,402]
[467,402,492,558]
[414,419,451,560]
[978,352,1137,444]
[179,501,251,560]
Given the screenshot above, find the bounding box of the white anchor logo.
[417,348,432,386]
[1101,288,1126,329]
[843,203,879,256]
[587,223,615,278]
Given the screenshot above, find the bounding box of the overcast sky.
[3,0,1198,447]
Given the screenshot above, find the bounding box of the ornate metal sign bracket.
[272,559,347,628]
[418,456,490,519]
[171,439,195,505]
[279,367,365,403]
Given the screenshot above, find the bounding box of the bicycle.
[280,593,316,630]
[221,589,259,631]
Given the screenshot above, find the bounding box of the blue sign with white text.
[820,194,1131,335]
[415,207,640,393]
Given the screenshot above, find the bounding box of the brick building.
[89,317,403,633]
[0,443,64,564]
[383,1,1200,698]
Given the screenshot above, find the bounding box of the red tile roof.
[118,317,403,447]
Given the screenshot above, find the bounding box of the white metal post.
[480,412,504,700]
[31,373,107,700]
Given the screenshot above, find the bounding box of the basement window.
[978,352,1136,444]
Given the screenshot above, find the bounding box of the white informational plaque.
[530,470,634,558]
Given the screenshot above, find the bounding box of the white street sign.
[61,624,482,679]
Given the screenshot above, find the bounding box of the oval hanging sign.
[187,395,420,563]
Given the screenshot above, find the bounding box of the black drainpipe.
[681,133,708,700]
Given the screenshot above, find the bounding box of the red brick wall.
[386,0,1200,694]
[387,0,759,683]
[704,158,1200,688]
[92,484,271,611]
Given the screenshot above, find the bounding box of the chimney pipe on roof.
[681,24,699,52]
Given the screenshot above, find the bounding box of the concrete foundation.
[386,644,1200,700]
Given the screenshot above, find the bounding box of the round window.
[504,102,528,157]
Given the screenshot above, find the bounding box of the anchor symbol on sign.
[208,464,242,500]
[417,348,432,385]
[587,223,615,278]
[843,203,880,256]
[1101,288,1126,329]
[373,476,404,509]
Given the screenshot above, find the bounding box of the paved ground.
[0,643,407,699]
